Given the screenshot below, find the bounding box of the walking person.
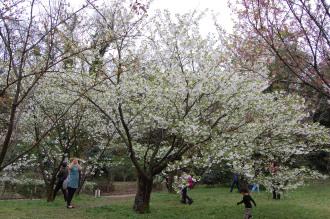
[237,188,257,219]
[230,173,240,192]
[251,183,260,193]
[251,164,261,193]
[269,161,280,199]
[180,173,195,205]
[66,158,82,209]
[53,162,69,201]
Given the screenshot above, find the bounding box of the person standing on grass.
[251,183,260,193]
[237,188,257,219]
[230,173,240,192]
[180,172,195,205]
[66,158,82,209]
[53,161,69,201]
[269,161,280,199]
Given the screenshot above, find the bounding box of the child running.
[237,188,257,219]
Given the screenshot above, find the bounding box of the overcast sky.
[70,0,234,33]
[150,0,233,33]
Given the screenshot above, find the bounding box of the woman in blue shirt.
[67,159,81,208]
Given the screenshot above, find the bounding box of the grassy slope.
[0,181,330,219]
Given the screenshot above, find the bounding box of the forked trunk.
[133,174,153,213]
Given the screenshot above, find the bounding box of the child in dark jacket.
[237,188,256,219]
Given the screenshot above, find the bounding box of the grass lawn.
[0,181,330,219]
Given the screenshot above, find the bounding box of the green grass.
[1,181,330,219]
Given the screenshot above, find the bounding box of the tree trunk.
[133,174,153,213]
[165,172,176,193]
[45,174,57,202]
[0,77,21,168]
[77,174,87,195]
[46,185,54,202]
[106,174,114,193]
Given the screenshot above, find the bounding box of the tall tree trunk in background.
[77,173,87,195]
[46,183,54,202]
[106,172,114,193]
[165,172,176,193]
[46,173,58,202]
[133,174,153,213]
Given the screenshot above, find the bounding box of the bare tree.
[0,0,94,168]
[234,0,330,98]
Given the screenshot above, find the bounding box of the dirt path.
[102,193,135,198]
[0,193,136,201]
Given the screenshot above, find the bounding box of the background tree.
[233,0,330,98]
[26,67,116,201]
[82,6,330,212]
[0,0,93,170]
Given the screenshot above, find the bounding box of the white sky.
[70,0,234,33]
[150,0,234,33]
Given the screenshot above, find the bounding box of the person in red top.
[187,175,194,189]
[269,161,280,199]
[180,173,195,205]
